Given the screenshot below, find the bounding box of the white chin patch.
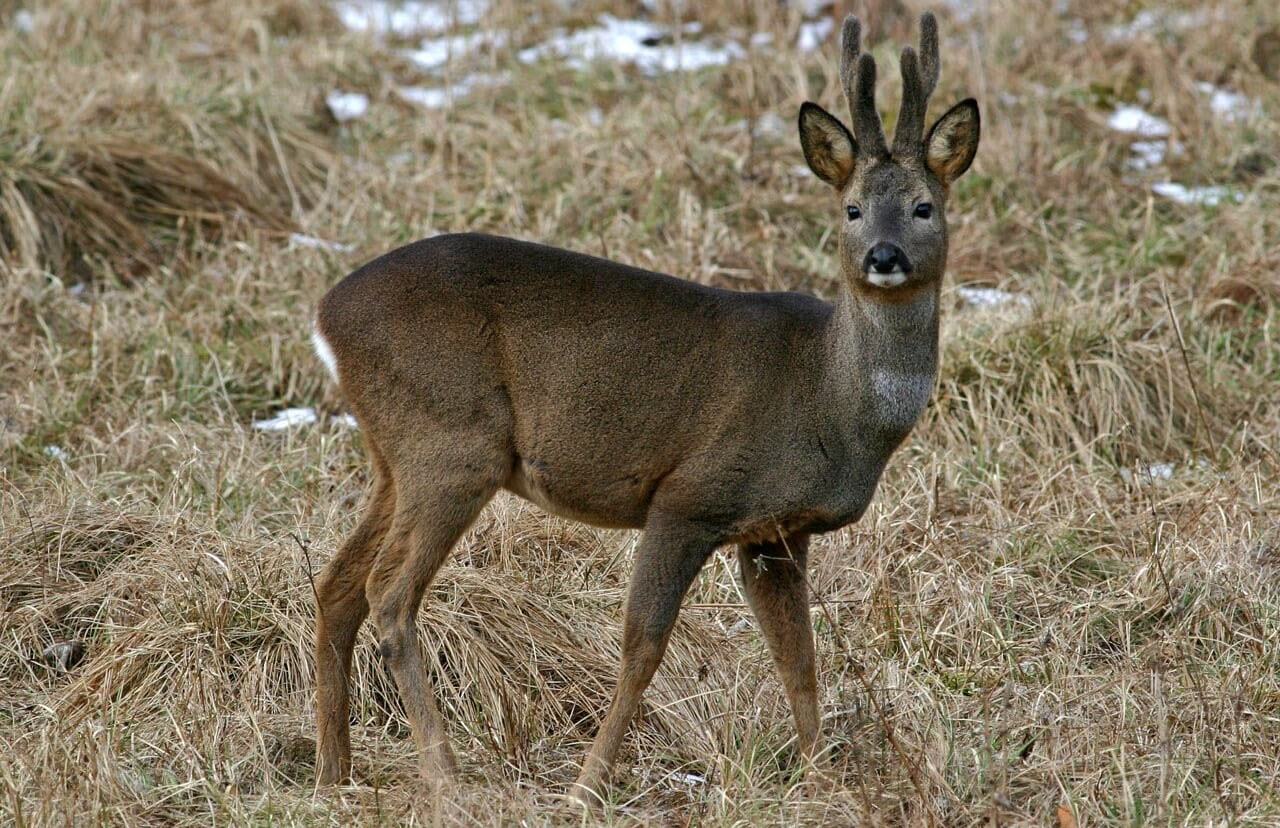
[867,271,908,288]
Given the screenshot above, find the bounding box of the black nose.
[866,243,905,274]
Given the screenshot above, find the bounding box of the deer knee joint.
[372,605,413,662]
[377,631,406,663]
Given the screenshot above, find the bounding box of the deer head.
[798,13,979,295]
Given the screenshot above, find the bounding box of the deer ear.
[924,98,980,185]
[799,102,856,187]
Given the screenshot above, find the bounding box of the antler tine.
[852,53,888,157]
[919,12,940,101]
[839,15,862,122]
[838,15,889,159]
[892,13,941,157]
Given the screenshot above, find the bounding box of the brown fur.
[310,13,980,805]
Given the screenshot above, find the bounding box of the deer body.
[319,232,935,539]
[311,12,977,805]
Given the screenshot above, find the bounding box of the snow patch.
[44,445,68,461]
[253,408,318,432]
[332,0,486,37]
[957,286,1033,311]
[795,0,834,16]
[1120,461,1177,485]
[940,0,980,23]
[518,15,744,75]
[796,17,835,53]
[404,30,506,70]
[1127,140,1170,170]
[290,233,355,253]
[14,9,35,33]
[396,72,505,108]
[751,111,788,141]
[1151,182,1242,206]
[1108,106,1183,169]
[1105,9,1213,43]
[326,90,369,122]
[396,85,452,108]
[667,772,706,787]
[1107,105,1170,138]
[1195,82,1257,122]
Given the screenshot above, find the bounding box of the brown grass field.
[3,0,1279,824]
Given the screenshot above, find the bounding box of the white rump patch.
[311,323,340,383]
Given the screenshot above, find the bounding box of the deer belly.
[504,457,649,530]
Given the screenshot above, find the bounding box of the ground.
[2,0,1279,825]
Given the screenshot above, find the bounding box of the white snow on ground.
[43,445,68,461]
[1107,105,1170,138]
[941,0,981,23]
[1105,9,1213,42]
[1120,462,1176,485]
[1107,105,1183,170]
[1195,82,1258,122]
[253,407,318,431]
[289,233,354,253]
[333,0,486,37]
[1151,182,1242,207]
[253,408,359,431]
[666,772,706,787]
[404,30,506,70]
[14,9,34,32]
[518,15,744,75]
[795,0,834,15]
[796,17,834,53]
[325,90,369,122]
[752,111,788,141]
[957,286,1033,311]
[395,73,506,108]
[396,85,451,108]
[1065,19,1087,45]
[1127,140,1166,170]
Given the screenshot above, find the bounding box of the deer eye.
[914,203,933,219]
[846,205,861,221]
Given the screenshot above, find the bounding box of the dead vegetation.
[2,0,1279,825]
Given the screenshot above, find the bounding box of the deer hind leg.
[364,440,505,784]
[315,464,395,785]
[572,518,716,805]
[737,534,820,763]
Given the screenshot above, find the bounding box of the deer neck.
[825,284,940,442]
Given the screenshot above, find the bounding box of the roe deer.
[311,12,979,804]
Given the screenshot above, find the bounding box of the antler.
[838,16,888,158]
[892,12,941,157]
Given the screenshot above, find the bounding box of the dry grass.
[3,0,1279,824]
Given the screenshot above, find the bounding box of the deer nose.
[865,243,905,274]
